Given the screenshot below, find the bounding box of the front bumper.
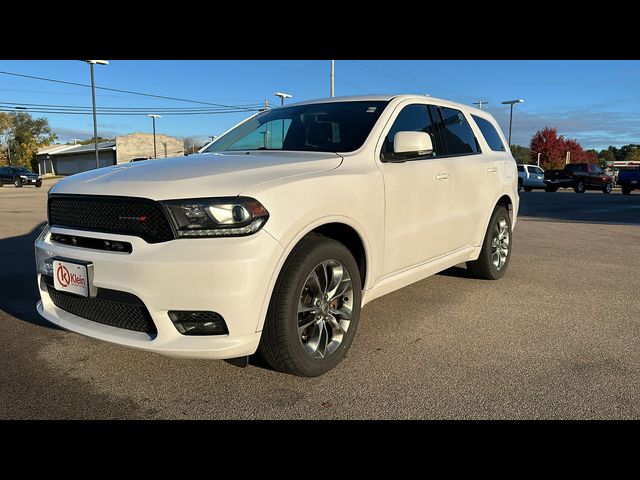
[35,225,284,359]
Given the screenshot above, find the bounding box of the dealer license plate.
[53,260,89,297]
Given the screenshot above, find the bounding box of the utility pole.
[537,152,541,167]
[274,92,292,145]
[83,60,109,169]
[330,60,335,97]
[473,100,488,110]
[566,151,571,165]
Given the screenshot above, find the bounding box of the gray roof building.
[37,133,184,176]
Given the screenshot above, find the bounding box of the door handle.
[435,173,450,180]
[487,167,497,173]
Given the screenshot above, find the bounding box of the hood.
[51,151,343,200]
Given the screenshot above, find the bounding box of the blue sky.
[1,60,639,150]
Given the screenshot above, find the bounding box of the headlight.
[162,197,269,238]
[20,175,28,179]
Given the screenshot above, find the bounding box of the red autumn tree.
[530,127,594,170]
[530,127,567,170]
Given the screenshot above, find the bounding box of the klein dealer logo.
[56,264,85,288]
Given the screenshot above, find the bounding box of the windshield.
[205,101,389,153]
[11,167,32,174]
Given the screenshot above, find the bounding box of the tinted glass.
[472,115,505,151]
[10,167,31,174]
[206,101,388,153]
[529,166,543,174]
[517,165,525,173]
[381,104,439,159]
[438,107,479,155]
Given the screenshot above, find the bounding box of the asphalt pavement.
[1,181,639,419]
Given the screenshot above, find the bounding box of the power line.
[0,101,264,112]
[0,107,259,116]
[0,70,260,111]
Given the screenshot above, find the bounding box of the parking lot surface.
[1,181,639,419]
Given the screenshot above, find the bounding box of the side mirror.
[393,131,433,156]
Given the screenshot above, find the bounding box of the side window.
[381,104,440,160]
[517,165,525,173]
[471,115,506,151]
[439,107,480,155]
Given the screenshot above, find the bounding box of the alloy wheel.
[297,259,353,359]
[491,217,510,270]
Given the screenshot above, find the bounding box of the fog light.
[168,311,228,336]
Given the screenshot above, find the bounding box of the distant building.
[36,133,184,176]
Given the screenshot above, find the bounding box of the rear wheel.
[466,205,512,280]
[545,185,557,192]
[258,234,362,377]
[622,186,632,195]
[602,182,612,194]
[574,180,585,193]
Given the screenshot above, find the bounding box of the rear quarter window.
[472,115,506,152]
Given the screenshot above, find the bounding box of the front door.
[377,102,452,277]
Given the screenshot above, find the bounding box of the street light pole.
[330,60,335,97]
[147,114,161,158]
[501,98,524,147]
[84,60,109,169]
[274,92,292,145]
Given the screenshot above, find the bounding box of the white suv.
[35,94,518,376]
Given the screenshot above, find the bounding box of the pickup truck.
[544,163,613,193]
[617,168,640,195]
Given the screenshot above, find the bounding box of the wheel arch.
[255,218,372,333]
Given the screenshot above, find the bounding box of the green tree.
[626,147,640,162]
[75,137,111,145]
[8,112,57,170]
[598,148,616,167]
[0,112,13,164]
[510,144,532,164]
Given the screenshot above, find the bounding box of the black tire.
[13,177,22,188]
[466,205,512,280]
[545,185,557,192]
[258,233,362,377]
[622,186,632,195]
[517,179,522,192]
[523,187,532,192]
[35,180,42,188]
[574,180,585,193]
[602,182,612,194]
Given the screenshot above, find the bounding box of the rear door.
[437,106,499,251]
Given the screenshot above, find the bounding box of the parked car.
[0,166,42,188]
[517,164,545,192]
[617,168,640,195]
[35,94,519,377]
[129,157,151,162]
[544,163,613,193]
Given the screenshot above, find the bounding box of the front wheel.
[467,205,512,280]
[258,234,362,377]
[574,180,585,193]
[14,178,22,188]
[622,186,632,195]
[524,187,532,192]
[545,185,557,192]
[35,180,42,188]
[602,182,612,194]
[518,179,522,192]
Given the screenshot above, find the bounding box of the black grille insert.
[43,276,156,335]
[48,194,174,243]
